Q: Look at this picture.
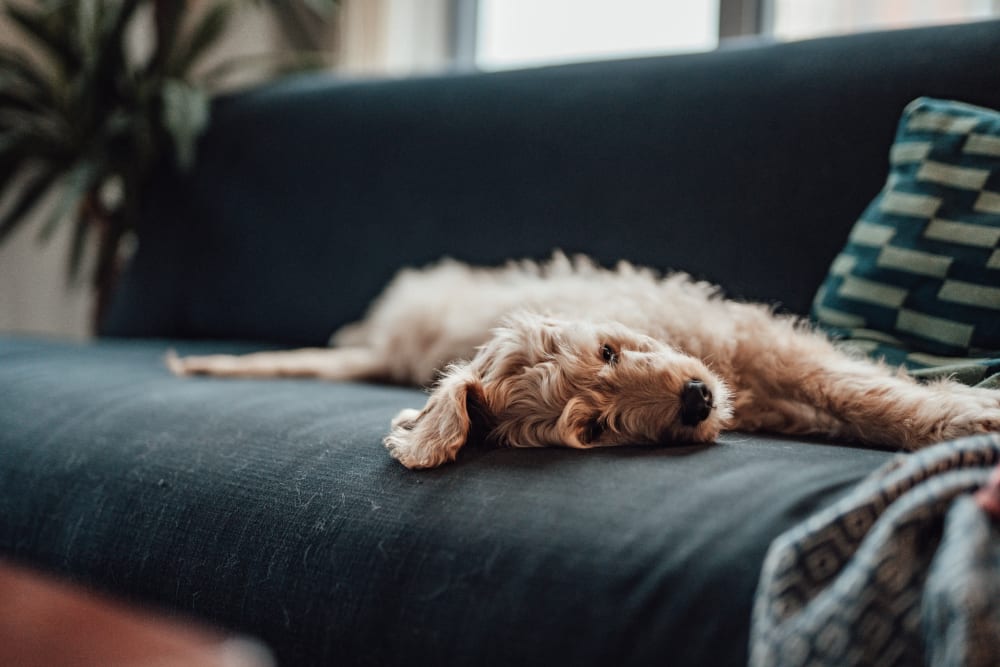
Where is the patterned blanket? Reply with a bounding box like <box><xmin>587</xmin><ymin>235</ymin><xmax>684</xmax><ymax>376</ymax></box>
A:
<box><xmin>760</xmin><ymin>94</ymin><xmax>1000</xmax><ymax>665</ymax></box>
<box><xmin>751</xmin><ymin>434</ymin><xmax>1000</xmax><ymax>667</ymax></box>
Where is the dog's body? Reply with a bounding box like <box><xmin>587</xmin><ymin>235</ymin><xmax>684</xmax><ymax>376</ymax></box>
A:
<box><xmin>169</xmin><ymin>253</ymin><xmax>1000</xmax><ymax>468</ymax></box>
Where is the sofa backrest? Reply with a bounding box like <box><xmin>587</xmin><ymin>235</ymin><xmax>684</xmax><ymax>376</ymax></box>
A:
<box><xmin>103</xmin><ymin>20</ymin><xmax>1000</xmax><ymax>345</ymax></box>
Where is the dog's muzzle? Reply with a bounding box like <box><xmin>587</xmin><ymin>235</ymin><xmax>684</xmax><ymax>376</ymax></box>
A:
<box><xmin>680</xmin><ymin>379</ymin><xmax>713</xmax><ymax>426</ymax></box>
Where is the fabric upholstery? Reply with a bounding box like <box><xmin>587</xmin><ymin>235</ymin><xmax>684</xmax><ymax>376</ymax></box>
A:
<box><xmin>0</xmin><ymin>336</ymin><xmax>891</xmax><ymax>666</ymax></box>
<box><xmin>6</xmin><ymin>18</ymin><xmax>1000</xmax><ymax>667</ymax></box>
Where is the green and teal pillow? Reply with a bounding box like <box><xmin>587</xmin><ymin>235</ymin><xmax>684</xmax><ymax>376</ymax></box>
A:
<box><xmin>812</xmin><ymin>97</ymin><xmax>1000</xmax><ymax>383</ymax></box>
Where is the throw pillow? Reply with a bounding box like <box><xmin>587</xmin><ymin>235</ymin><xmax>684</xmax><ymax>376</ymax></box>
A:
<box><xmin>812</xmin><ymin>97</ymin><xmax>1000</xmax><ymax>379</ymax></box>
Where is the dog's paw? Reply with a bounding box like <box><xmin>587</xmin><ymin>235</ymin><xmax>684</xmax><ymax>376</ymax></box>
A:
<box><xmin>390</xmin><ymin>408</ymin><xmax>421</xmax><ymax>430</ymax></box>
<box><xmin>898</xmin><ymin>392</ymin><xmax>1000</xmax><ymax>449</ymax></box>
<box><xmin>384</xmin><ymin>409</ymin><xmax>457</xmax><ymax>470</ymax></box>
<box><xmin>940</xmin><ymin>407</ymin><xmax>1000</xmax><ymax>443</ymax></box>
<box><xmin>383</xmin><ymin>428</ymin><xmax>449</xmax><ymax>470</ymax></box>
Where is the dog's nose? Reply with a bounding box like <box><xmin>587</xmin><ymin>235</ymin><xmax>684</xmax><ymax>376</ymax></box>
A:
<box><xmin>680</xmin><ymin>379</ymin><xmax>713</xmax><ymax>426</ymax></box>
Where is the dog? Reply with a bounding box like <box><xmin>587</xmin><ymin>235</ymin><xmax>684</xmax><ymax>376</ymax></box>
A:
<box><xmin>168</xmin><ymin>252</ymin><xmax>1000</xmax><ymax>469</ymax></box>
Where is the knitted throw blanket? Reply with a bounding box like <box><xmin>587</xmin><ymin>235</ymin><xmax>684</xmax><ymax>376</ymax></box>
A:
<box><xmin>751</xmin><ymin>434</ymin><xmax>1000</xmax><ymax>666</ymax></box>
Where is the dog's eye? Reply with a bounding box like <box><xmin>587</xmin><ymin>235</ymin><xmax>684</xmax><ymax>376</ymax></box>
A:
<box><xmin>601</xmin><ymin>344</ymin><xmax>618</xmax><ymax>364</ymax></box>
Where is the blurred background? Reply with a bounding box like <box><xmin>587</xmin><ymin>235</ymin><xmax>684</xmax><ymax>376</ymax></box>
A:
<box><xmin>1</xmin><ymin>0</ymin><xmax>998</xmax><ymax>339</ymax></box>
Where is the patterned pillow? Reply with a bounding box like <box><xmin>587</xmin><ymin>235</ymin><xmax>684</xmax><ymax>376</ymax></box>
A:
<box><xmin>813</xmin><ymin>97</ymin><xmax>1000</xmax><ymax>366</ymax></box>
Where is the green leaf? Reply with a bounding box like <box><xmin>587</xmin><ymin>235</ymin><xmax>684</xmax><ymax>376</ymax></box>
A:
<box><xmin>0</xmin><ymin>47</ymin><xmax>59</xmax><ymax>106</ymax></box>
<box><xmin>167</xmin><ymin>2</ymin><xmax>233</xmax><ymax>77</ymax></box>
<box><xmin>0</xmin><ymin>131</ymin><xmax>20</xmax><ymax>156</ymax></box>
<box><xmin>301</xmin><ymin>0</ymin><xmax>340</xmax><ymax>15</ymax></box>
<box><xmin>98</xmin><ymin>0</ymin><xmax>142</xmax><ymax>66</ymax></box>
<box><xmin>87</xmin><ymin>0</ymin><xmax>141</xmax><ymax>102</ymax></box>
<box><xmin>0</xmin><ymin>133</ymin><xmax>28</xmax><ymax>186</ymax></box>
<box><xmin>161</xmin><ymin>79</ymin><xmax>209</xmax><ymax>170</ymax></box>
<box><xmin>198</xmin><ymin>50</ymin><xmax>329</xmax><ymax>89</ymax></box>
<box><xmin>0</xmin><ymin>73</ymin><xmax>48</xmax><ymax>114</ymax></box>
<box><xmin>37</xmin><ymin>159</ymin><xmax>97</xmax><ymax>242</ymax></box>
<box><xmin>74</xmin><ymin>0</ymin><xmax>102</xmax><ymax>71</ymax></box>
<box><xmin>4</xmin><ymin>2</ymin><xmax>78</xmax><ymax>74</ymax></box>
<box><xmin>254</xmin><ymin>0</ymin><xmax>340</xmax><ymax>15</ymax></box>
<box><xmin>67</xmin><ymin>204</ymin><xmax>91</xmax><ymax>282</ymax></box>
<box><xmin>0</xmin><ymin>166</ymin><xmax>58</xmax><ymax>244</ymax></box>
<box><xmin>0</xmin><ymin>110</ymin><xmax>69</xmax><ymax>161</ymax></box>
<box><xmin>148</xmin><ymin>0</ymin><xmax>186</xmax><ymax>75</ymax></box>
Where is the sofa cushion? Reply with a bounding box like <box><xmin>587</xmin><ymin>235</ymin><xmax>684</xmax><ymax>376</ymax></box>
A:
<box><xmin>0</xmin><ymin>336</ymin><xmax>893</xmax><ymax>666</ymax></box>
<box><xmin>813</xmin><ymin>97</ymin><xmax>1000</xmax><ymax>362</ymax></box>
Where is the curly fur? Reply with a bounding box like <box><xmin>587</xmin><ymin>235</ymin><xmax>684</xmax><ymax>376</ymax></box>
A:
<box><xmin>169</xmin><ymin>252</ymin><xmax>1000</xmax><ymax>469</ymax></box>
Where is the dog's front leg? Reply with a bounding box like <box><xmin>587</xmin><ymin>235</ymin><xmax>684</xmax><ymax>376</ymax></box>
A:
<box><xmin>743</xmin><ymin>340</ymin><xmax>1000</xmax><ymax>449</ymax></box>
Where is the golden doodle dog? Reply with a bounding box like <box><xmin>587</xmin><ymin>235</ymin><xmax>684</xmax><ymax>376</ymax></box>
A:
<box><xmin>169</xmin><ymin>252</ymin><xmax>1000</xmax><ymax>469</ymax></box>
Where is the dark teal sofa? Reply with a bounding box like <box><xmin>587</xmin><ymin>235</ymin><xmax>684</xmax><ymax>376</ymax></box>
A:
<box><xmin>3</xmin><ymin>20</ymin><xmax>1000</xmax><ymax>666</ymax></box>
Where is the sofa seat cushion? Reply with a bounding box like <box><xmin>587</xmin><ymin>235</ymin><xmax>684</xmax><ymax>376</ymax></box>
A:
<box><xmin>0</xmin><ymin>335</ymin><xmax>894</xmax><ymax>666</ymax></box>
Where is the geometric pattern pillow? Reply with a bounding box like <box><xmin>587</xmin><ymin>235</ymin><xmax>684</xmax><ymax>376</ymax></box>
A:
<box><xmin>812</xmin><ymin>97</ymin><xmax>1000</xmax><ymax>360</ymax></box>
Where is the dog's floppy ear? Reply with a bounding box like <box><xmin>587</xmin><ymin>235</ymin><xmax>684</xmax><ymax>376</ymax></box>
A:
<box><xmin>557</xmin><ymin>396</ymin><xmax>604</xmax><ymax>449</ymax></box>
<box><xmin>384</xmin><ymin>364</ymin><xmax>486</xmax><ymax>469</ymax></box>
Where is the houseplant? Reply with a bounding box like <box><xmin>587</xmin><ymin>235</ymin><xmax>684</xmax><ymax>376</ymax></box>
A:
<box><xmin>0</xmin><ymin>0</ymin><xmax>336</xmax><ymax>327</ymax></box>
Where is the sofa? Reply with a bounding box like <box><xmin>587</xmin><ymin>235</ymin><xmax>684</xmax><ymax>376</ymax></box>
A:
<box><xmin>3</xmin><ymin>19</ymin><xmax>1000</xmax><ymax>666</ymax></box>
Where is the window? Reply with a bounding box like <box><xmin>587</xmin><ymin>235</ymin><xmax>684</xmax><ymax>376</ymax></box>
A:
<box><xmin>466</xmin><ymin>0</ymin><xmax>998</xmax><ymax>71</ymax></box>
<box><xmin>770</xmin><ymin>0</ymin><xmax>999</xmax><ymax>40</ymax></box>
<box><xmin>474</xmin><ymin>0</ymin><xmax>719</xmax><ymax>71</ymax></box>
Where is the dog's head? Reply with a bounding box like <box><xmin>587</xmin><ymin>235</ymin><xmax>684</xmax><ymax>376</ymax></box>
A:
<box><xmin>385</xmin><ymin>313</ymin><xmax>732</xmax><ymax>469</ymax></box>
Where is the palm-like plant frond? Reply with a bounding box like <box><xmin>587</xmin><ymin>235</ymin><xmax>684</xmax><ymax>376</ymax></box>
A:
<box><xmin>0</xmin><ymin>0</ymin><xmax>339</xmax><ymax>330</ymax></box>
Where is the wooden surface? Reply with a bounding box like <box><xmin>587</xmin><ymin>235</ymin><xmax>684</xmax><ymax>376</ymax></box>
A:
<box><xmin>0</xmin><ymin>561</ymin><xmax>272</xmax><ymax>667</ymax></box>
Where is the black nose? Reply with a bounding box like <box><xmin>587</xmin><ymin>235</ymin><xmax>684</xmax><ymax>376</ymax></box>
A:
<box><xmin>680</xmin><ymin>379</ymin><xmax>713</xmax><ymax>426</ymax></box>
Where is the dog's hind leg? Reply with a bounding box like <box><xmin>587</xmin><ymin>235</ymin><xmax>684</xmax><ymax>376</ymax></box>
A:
<box><xmin>166</xmin><ymin>347</ymin><xmax>389</xmax><ymax>382</ymax></box>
